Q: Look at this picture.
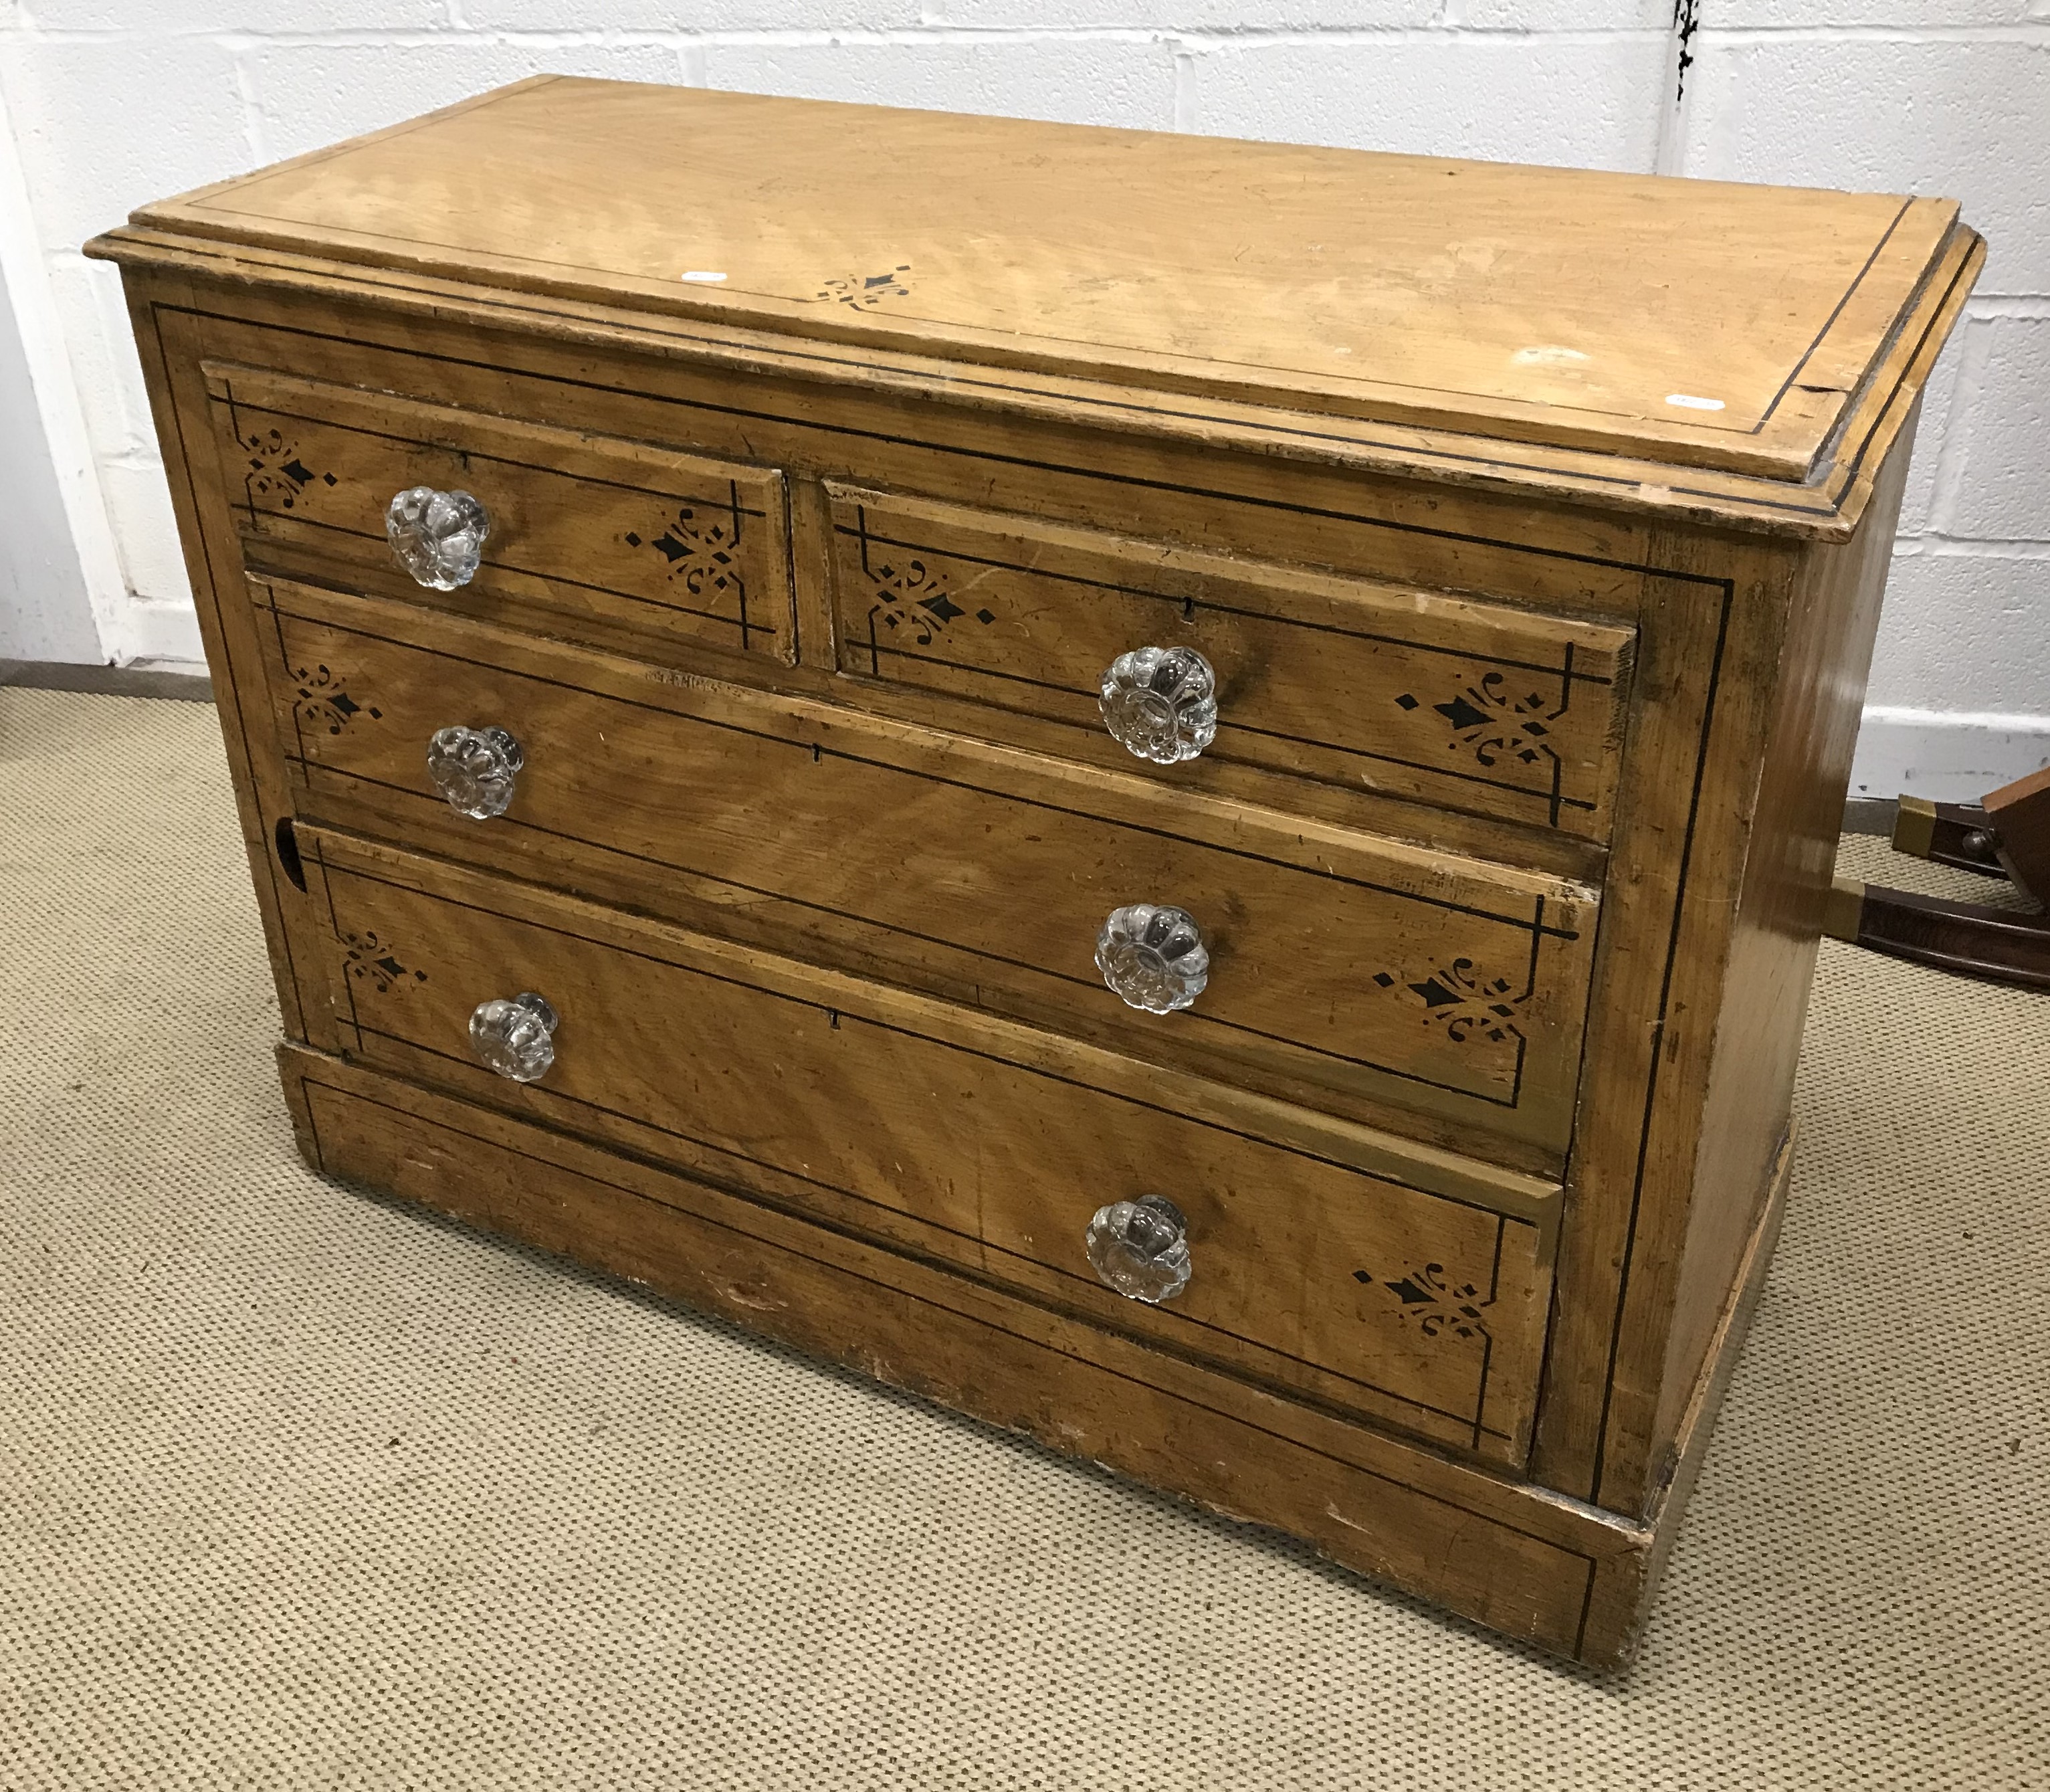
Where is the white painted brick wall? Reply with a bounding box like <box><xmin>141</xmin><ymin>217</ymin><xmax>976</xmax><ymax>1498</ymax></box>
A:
<box><xmin>0</xmin><ymin>2</ymin><xmax>2042</xmax><ymax>796</ymax></box>
<box><xmin>700</xmin><ymin>37</ymin><xmax>1181</xmax><ymax>124</ymax></box>
<box><xmin>1677</xmin><ymin>14</ymin><xmax>2050</xmax><ymax>795</ymax></box>
<box><xmin>1184</xmin><ymin>32</ymin><xmax>1669</xmax><ymax>166</ymax></box>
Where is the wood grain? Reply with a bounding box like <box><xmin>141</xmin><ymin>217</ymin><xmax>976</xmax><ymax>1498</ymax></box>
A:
<box><xmin>157</xmin><ymin>300</ymin><xmax>1661</xmax><ymax>876</ymax></box>
<box><xmin>1534</xmin><ymin>433</ymin><xmax>1905</xmax><ymax>1512</ymax></box>
<box><xmin>117</xmin><ymin>289</ymin><xmax>310</xmax><ymax>1041</ymax></box>
<box><xmin>1646</xmin><ymin>425</ymin><xmax>1914</xmax><ymax>1476</ymax></box>
<box><xmin>1516</xmin><ymin>535</ymin><xmax>1776</xmax><ymax>1506</ymax></box>
<box><xmin>825</xmin><ymin>484</ymin><xmax>1635</xmax><ymax>841</ymax></box>
<box><xmin>278</xmin><ymin>1039</ymin><xmax>1661</xmax><ymax>1663</ymax></box>
<box><xmin>163</xmin><ymin>300</ymin><xmax>1661</xmax><ymax>610</ymax></box>
<box><xmin>86</xmin><ymin>215</ymin><xmax>1982</xmax><ymax>544</ymax></box>
<box><xmin>133</xmin><ymin>76</ymin><xmax>1960</xmax><ymax>480</ymax></box>
<box><xmin>298</xmin><ymin>823</ymin><xmax>1560</xmax><ymax>1464</ymax></box>
<box><xmin>256</xmin><ymin>577</ymin><xmax>1604</xmax><ymax>1161</ymax></box>
<box><xmin>1576</xmin><ymin>1125</ymin><xmax>1794</xmax><ymax>1666</ymax></box>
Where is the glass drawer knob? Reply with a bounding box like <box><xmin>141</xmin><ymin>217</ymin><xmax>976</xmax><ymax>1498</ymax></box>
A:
<box><xmin>470</xmin><ymin>991</ymin><xmax>558</xmax><ymax>1083</ymax></box>
<box><xmin>427</xmin><ymin>724</ymin><xmax>524</xmax><ymax>820</ymax></box>
<box><xmin>1086</xmin><ymin>1196</ymin><xmax>1192</xmax><ymax>1304</ymax></box>
<box><xmin>1096</xmin><ymin>902</ymin><xmax>1209</xmax><ymax>1013</ymax></box>
<box><xmin>387</xmin><ymin>485</ymin><xmax>490</xmax><ymax>590</ymax></box>
<box><xmin>1100</xmin><ymin>645</ymin><xmax>1217</xmax><ymax>764</ymax></box>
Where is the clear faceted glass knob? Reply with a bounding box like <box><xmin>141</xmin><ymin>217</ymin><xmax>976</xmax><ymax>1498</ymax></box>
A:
<box><xmin>1086</xmin><ymin>1195</ymin><xmax>1192</xmax><ymax>1304</ymax></box>
<box><xmin>1096</xmin><ymin>903</ymin><xmax>1209</xmax><ymax>1014</ymax></box>
<box><xmin>426</xmin><ymin>724</ymin><xmax>524</xmax><ymax>820</ymax></box>
<box><xmin>470</xmin><ymin>991</ymin><xmax>558</xmax><ymax>1083</ymax></box>
<box><xmin>386</xmin><ymin>485</ymin><xmax>490</xmax><ymax>591</ymax></box>
<box><xmin>1100</xmin><ymin>645</ymin><xmax>1217</xmax><ymax>765</ymax></box>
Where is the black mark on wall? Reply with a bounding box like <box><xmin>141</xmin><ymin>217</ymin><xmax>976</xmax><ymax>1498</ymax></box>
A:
<box><xmin>1673</xmin><ymin>1</ymin><xmax>1702</xmax><ymax>103</ymax></box>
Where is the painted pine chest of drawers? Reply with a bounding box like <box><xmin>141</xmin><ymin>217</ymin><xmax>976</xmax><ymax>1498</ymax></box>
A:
<box><xmin>89</xmin><ymin>77</ymin><xmax>1980</xmax><ymax>1665</ymax></box>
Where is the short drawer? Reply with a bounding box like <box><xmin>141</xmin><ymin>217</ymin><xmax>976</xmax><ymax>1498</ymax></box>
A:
<box><xmin>826</xmin><ymin>485</ymin><xmax>1635</xmax><ymax>841</ymax></box>
<box><xmin>295</xmin><ymin>825</ymin><xmax>1562</xmax><ymax>1467</ymax></box>
<box><xmin>258</xmin><ymin>576</ymin><xmax>1601</xmax><ymax>1159</ymax></box>
<box><xmin>205</xmin><ymin>361</ymin><xmax>795</xmax><ymax>663</ymax></box>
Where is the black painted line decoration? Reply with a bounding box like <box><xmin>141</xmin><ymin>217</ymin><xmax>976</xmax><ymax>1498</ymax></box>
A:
<box><xmin>836</xmin><ymin>518</ymin><xmax>1618</xmax><ymax>683</ymax></box>
<box><xmin>869</xmin><ymin>556</ymin><xmax>997</xmax><ymax>644</ymax></box>
<box><xmin>1401</xmin><ymin>672</ymin><xmax>1564</xmax><ymax>768</ymax></box>
<box><xmin>183</xmin><ymin>292</ymin><xmax>1874</xmax><ymax>513</ymax></box>
<box><xmin>185</xmin><ymin>304</ymin><xmax>1760</xmax><ymax>565</ymax></box>
<box><xmin>833</xmin><ymin>519</ymin><xmax>1607</xmax><ymax>824</ymax></box>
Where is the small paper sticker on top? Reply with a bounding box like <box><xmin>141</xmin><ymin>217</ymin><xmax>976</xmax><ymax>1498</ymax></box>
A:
<box><xmin>681</xmin><ymin>270</ymin><xmax>728</xmax><ymax>283</ymax></box>
<box><xmin>1665</xmin><ymin>392</ymin><xmax>1726</xmax><ymax>411</ymax></box>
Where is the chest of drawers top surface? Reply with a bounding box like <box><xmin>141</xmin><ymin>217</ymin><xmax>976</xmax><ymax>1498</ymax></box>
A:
<box><xmin>107</xmin><ymin>74</ymin><xmax>1977</xmax><ymax>538</ymax></box>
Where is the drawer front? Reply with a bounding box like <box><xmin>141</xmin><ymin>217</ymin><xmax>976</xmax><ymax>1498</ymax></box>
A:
<box><xmin>259</xmin><ymin>578</ymin><xmax>1602</xmax><ymax>1157</ymax></box>
<box><xmin>297</xmin><ymin>827</ymin><xmax>1561</xmax><ymax>1466</ymax></box>
<box><xmin>205</xmin><ymin>363</ymin><xmax>795</xmax><ymax>663</ymax></box>
<box><xmin>827</xmin><ymin>485</ymin><xmax>1635</xmax><ymax>841</ymax></box>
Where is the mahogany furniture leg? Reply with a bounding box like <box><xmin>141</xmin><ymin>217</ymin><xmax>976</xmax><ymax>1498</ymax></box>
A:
<box><xmin>1855</xmin><ymin>766</ymin><xmax>2050</xmax><ymax>987</ymax></box>
<box><xmin>1889</xmin><ymin>795</ymin><xmax>2008</xmax><ymax>878</ymax></box>
<box><xmin>1825</xmin><ymin>876</ymin><xmax>2050</xmax><ymax>991</ymax></box>
<box><xmin>1982</xmin><ymin>764</ymin><xmax>2050</xmax><ymax>901</ymax></box>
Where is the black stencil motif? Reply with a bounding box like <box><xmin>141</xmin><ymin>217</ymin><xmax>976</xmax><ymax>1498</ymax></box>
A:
<box><xmin>627</xmin><ymin>487</ymin><xmax>750</xmax><ymax>623</ymax></box>
<box><xmin>1372</xmin><ymin>957</ymin><xmax>1526</xmax><ymax>1046</ymax></box>
<box><xmin>1394</xmin><ymin>670</ymin><xmax>1565</xmax><ymax>775</ymax></box>
<box><xmin>290</xmin><ymin>662</ymin><xmax>381</xmax><ymax>737</ymax></box>
<box><xmin>1355</xmin><ymin>1262</ymin><xmax>1493</xmax><ymax>1342</ymax></box>
<box><xmin>868</xmin><ymin>555</ymin><xmax>996</xmax><ymax>645</ymax></box>
<box><xmin>816</xmin><ymin>264</ymin><xmax>912</xmax><ymax>310</ymax></box>
<box><xmin>239</xmin><ymin>426</ymin><xmax>336</xmax><ymax>513</ymax></box>
<box><xmin>341</xmin><ymin>931</ymin><xmax>426</xmax><ymax>995</ymax></box>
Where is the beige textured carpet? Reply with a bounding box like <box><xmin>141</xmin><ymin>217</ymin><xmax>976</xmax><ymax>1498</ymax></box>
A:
<box><xmin>3</xmin><ymin>686</ymin><xmax>2046</xmax><ymax>1790</ymax></box>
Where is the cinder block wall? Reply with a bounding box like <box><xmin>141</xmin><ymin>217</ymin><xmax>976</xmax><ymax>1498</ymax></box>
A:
<box><xmin>1</xmin><ymin>2</ymin><xmax>2042</xmax><ymax>793</ymax></box>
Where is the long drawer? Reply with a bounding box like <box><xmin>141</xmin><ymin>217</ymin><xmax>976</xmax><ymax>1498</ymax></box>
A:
<box><xmin>293</xmin><ymin>825</ymin><xmax>1562</xmax><ymax>1466</ymax></box>
<box><xmin>256</xmin><ymin>575</ymin><xmax>1603</xmax><ymax>1159</ymax></box>
<box><xmin>825</xmin><ymin>484</ymin><xmax>1637</xmax><ymax>841</ymax></box>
